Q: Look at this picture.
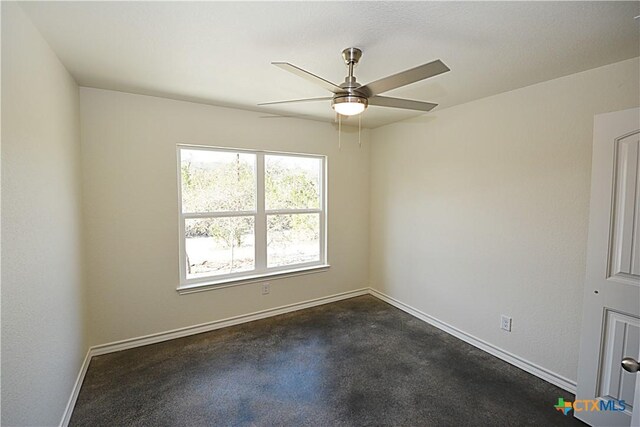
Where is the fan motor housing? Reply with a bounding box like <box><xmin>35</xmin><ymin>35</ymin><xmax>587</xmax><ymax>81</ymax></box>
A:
<box><xmin>332</xmin><ymin>95</ymin><xmax>368</xmax><ymax>108</ymax></box>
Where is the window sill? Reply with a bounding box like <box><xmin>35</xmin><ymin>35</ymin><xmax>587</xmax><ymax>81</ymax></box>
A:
<box><xmin>177</xmin><ymin>264</ymin><xmax>331</xmax><ymax>295</ymax></box>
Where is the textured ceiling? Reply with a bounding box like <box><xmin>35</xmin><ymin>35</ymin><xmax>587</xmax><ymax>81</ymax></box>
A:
<box><xmin>20</xmin><ymin>1</ymin><xmax>640</xmax><ymax>128</ymax></box>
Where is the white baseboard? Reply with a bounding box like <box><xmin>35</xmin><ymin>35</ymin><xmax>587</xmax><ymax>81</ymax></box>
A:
<box><xmin>368</xmin><ymin>288</ymin><xmax>577</xmax><ymax>394</ymax></box>
<box><xmin>60</xmin><ymin>350</ymin><xmax>91</xmax><ymax>427</ymax></box>
<box><xmin>59</xmin><ymin>287</ymin><xmax>369</xmax><ymax>426</ymax></box>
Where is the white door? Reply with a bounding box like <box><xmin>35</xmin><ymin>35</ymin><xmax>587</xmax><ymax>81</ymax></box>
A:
<box><xmin>576</xmin><ymin>107</ymin><xmax>640</xmax><ymax>427</ymax></box>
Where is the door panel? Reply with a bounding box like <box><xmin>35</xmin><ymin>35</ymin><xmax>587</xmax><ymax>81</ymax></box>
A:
<box><xmin>609</xmin><ymin>132</ymin><xmax>640</xmax><ymax>281</ymax></box>
<box><xmin>598</xmin><ymin>310</ymin><xmax>639</xmax><ymax>411</ymax></box>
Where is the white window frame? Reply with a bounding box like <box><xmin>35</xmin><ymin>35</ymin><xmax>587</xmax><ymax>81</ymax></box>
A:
<box><xmin>177</xmin><ymin>144</ymin><xmax>328</xmax><ymax>293</ymax></box>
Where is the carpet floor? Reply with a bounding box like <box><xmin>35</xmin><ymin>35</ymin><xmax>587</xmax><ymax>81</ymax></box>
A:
<box><xmin>70</xmin><ymin>295</ymin><xmax>584</xmax><ymax>426</ymax></box>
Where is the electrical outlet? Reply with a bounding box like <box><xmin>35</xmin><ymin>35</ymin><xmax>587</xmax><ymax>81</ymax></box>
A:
<box><xmin>501</xmin><ymin>315</ymin><xmax>512</xmax><ymax>332</ymax></box>
<box><xmin>261</xmin><ymin>282</ymin><xmax>270</xmax><ymax>295</ymax></box>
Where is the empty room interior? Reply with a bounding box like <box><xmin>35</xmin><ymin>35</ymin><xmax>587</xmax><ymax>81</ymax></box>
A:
<box><xmin>2</xmin><ymin>1</ymin><xmax>640</xmax><ymax>426</ymax></box>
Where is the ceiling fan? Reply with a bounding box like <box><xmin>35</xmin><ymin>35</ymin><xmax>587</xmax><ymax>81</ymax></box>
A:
<box><xmin>259</xmin><ymin>47</ymin><xmax>450</xmax><ymax>117</ymax></box>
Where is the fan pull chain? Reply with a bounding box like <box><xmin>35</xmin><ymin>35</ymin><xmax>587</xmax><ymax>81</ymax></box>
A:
<box><xmin>338</xmin><ymin>113</ymin><xmax>342</xmax><ymax>151</ymax></box>
<box><xmin>358</xmin><ymin>114</ymin><xmax>362</xmax><ymax>148</ymax></box>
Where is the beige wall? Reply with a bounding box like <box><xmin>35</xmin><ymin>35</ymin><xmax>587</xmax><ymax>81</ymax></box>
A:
<box><xmin>1</xmin><ymin>3</ymin><xmax>86</xmax><ymax>425</ymax></box>
<box><xmin>370</xmin><ymin>58</ymin><xmax>640</xmax><ymax>383</ymax></box>
<box><xmin>80</xmin><ymin>88</ymin><xmax>370</xmax><ymax>346</ymax></box>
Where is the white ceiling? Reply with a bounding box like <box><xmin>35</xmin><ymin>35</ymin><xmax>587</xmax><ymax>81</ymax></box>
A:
<box><xmin>20</xmin><ymin>1</ymin><xmax>640</xmax><ymax>128</ymax></box>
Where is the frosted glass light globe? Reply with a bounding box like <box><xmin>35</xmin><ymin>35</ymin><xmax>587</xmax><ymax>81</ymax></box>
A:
<box><xmin>332</xmin><ymin>96</ymin><xmax>367</xmax><ymax>116</ymax></box>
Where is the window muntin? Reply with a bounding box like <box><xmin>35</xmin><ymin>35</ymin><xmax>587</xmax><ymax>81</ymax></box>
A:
<box><xmin>178</xmin><ymin>146</ymin><xmax>326</xmax><ymax>288</ymax></box>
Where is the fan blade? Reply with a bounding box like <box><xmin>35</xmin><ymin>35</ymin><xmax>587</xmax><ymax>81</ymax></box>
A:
<box><xmin>272</xmin><ymin>62</ymin><xmax>343</xmax><ymax>93</ymax></box>
<box><xmin>258</xmin><ymin>97</ymin><xmax>332</xmax><ymax>106</ymax></box>
<box><xmin>368</xmin><ymin>96</ymin><xmax>437</xmax><ymax>112</ymax></box>
<box><xmin>358</xmin><ymin>59</ymin><xmax>450</xmax><ymax>97</ymax></box>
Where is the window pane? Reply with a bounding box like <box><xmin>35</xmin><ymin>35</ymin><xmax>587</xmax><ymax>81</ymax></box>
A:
<box><xmin>265</xmin><ymin>155</ymin><xmax>321</xmax><ymax>210</ymax></box>
<box><xmin>181</xmin><ymin>149</ymin><xmax>256</xmax><ymax>213</ymax></box>
<box><xmin>267</xmin><ymin>213</ymin><xmax>320</xmax><ymax>268</ymax></box>
<box><xmin>185</xmin><ymin>216</ymin><xmax>255</xmax><ymax>278</ymax></box>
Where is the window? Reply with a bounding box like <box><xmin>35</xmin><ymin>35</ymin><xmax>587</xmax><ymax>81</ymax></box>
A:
<box><xmin>177</xmin><ymin>145</ymin><xmax>327</xmax><ymax>291</ymax></box>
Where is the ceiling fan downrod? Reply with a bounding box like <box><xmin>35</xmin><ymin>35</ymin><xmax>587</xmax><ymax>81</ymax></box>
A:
<box><xmin>342</xmin><ymin>47</ymin><xmax>362</xmax><ymax>86</ymax></box>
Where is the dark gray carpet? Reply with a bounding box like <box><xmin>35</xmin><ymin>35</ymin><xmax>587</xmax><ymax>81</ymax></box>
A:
<box><xmin>70</xmin><ymin>295</ymin><xmax>584</xmax><ymax>426</ymax></box>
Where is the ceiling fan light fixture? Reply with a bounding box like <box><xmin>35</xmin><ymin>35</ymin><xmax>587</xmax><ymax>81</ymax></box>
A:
<box><xmin>332</xmin><ymin>95</ymin><xmax>368</xmax><ymax>116</ymax></box>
